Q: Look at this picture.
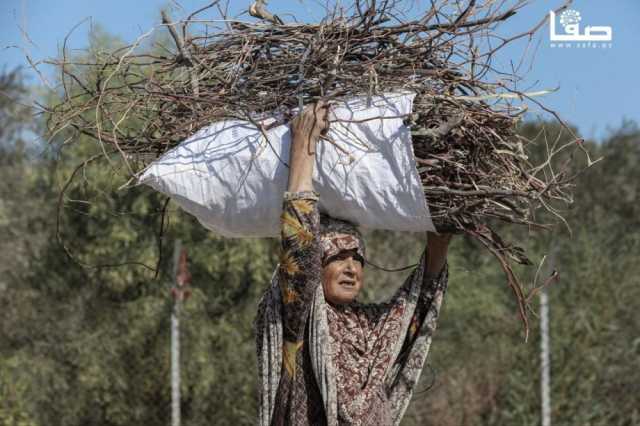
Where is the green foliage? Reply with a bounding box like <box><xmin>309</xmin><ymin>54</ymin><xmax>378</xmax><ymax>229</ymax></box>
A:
<box><xmin>0</xmin><ymin>358</ymin><xmax>38</xmax><ymax>426</ymax></box>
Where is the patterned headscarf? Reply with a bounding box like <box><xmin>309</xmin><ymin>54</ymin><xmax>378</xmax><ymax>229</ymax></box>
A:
<box><xmin>319</xmin><ymin>214</ymin><xmax>366</xmax><ymax>267</ymax></box>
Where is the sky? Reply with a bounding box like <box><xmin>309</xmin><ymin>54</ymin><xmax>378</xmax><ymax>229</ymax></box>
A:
<box><xmin>1</xmin><ymin>0</ymin><xmax>639</xmax><ymax>143</ymax></box>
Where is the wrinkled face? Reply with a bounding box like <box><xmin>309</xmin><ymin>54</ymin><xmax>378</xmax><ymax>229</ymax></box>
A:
<box><xmin>322</xmin><ymin>249</ymin><xmax>364</xmax><ymax>305</ymax></box>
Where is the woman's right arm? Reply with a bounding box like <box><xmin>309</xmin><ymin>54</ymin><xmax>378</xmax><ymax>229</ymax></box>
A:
<box><xmin>278</xmin><ymin>102</ymin><xmax>329</xmax><ymax>345</ymax></box>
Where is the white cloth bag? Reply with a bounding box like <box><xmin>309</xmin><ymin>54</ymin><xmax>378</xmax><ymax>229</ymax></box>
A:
<box><xmin>139</xmin><ymin>92</ymin><xmax>435</xmax><ymax>237</ymax></box>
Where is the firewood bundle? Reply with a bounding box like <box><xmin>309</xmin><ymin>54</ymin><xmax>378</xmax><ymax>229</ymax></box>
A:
<box><xmin>46</xmin><ymin>0</ymin><xmax>593</xmax><ymax>339</ymax></box>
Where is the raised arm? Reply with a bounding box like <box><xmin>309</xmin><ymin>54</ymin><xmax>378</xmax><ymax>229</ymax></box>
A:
<box><xmin>287</xmin><ymin>102</ymin><xmax>329</xmax><ymax>193</ymax></box>
<box><xmin>268</xmin><ymin>103</ymin><xmax>331</xmax><ymax>423</ymax></box>
<box><xmin>278</xmin><ymin>102</ymin><xmax>329</xmax><ymax>345</ymax></box>
<box><xmin>383</xmin><ymin>231</ymin><xmax>451</xmax><ymax>307</ymax></box>
<box><xmin>383</xmin><ymin>233</ymin><xmax>451</xmax><ymax>420</ymax></box>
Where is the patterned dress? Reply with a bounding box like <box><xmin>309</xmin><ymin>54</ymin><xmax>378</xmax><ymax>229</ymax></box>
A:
<box><xmin>255</xmin><ymin>191</ymin><xmax>449</xmax><ymax>426</ymax></box>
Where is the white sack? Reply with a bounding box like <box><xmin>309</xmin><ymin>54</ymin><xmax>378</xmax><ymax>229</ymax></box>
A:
<box><xmin>139</xmin><ymin>92</ymin><xmax>435</xmax><ymax>237</ymax></box>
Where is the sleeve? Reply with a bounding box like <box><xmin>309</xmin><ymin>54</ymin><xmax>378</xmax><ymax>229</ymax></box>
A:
<box><xmin>398</xmin><ymin>252</ymin><xmax>448</xmax><ymax>349</ymax></box>
<box><xmin>386</xmin><ymin>253</ymin><xmax>449</xmax><ymax>423</ymax></box>
<box><xmin>268</xmin><ymin>191</ymin><xmax>323</xmax><ymax>425</ymax></box>
<box><xmin>363</xmin><ymin>248</ymin><xmax>448</xmax><ymax>361</ymax></box>
<box><xmin>278</xmin><ymin>190</ymin><xmax>322</xmax><ymax>344</ymax></box>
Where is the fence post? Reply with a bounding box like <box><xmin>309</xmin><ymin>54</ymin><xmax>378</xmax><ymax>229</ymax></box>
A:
<box><xmin>540</xmin><ymin>247</ymin><xmax>556</xmax><ymax>426</ymax></box>
<box><xmin>171</xmin><ymin>239</ymin><xmax>182</xmax><ymax>426</ymax></box>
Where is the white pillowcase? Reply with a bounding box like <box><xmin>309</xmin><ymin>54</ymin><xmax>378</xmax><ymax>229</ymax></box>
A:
<box><xmin>139</xmin><ymin>92</ymin><xmax>435</xmax><ymax>237</ymax></box>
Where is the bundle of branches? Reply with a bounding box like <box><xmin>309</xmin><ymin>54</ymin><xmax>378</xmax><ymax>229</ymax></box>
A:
<box><xmin>45</xmin><ymin>0</ymin><xmax>595</xmax><ymax>339</ymax></box>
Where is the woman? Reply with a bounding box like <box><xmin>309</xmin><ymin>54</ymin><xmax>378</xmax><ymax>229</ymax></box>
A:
<box><xmin>255</xmin><ymin>102</ymin><xmax>452</xmax><ymax>425</ymax></box>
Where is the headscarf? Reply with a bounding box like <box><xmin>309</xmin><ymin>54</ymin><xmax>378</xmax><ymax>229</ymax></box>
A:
<box><xmin>319</xmin><ymin>214</ymin><xmax>366</xmax><ymax>266</ymax></box>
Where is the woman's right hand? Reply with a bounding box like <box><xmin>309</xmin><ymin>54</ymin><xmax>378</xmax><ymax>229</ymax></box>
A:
<box><xmin>290</xmin><ymin>101</ymin><xmax>330</xmax><ymax>146</ymax></box>
<box><xmin>287</xmin><ymin>102</ymin><xmax>330</xmax><ymax>193</ymax></box>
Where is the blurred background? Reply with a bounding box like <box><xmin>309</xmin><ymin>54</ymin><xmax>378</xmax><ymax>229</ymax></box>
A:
<box><xmin>1</xmin><ymin>1</ymin><xmax>639</xmax><ymax>425</ymax></box>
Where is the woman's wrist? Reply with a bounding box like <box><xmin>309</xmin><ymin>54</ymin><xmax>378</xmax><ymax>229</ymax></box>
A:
<box><xmin>425</xmin><ymin>232</ymin><xmax>451</xmax><ymax>277</ymax></box>
<box><xmin>287</xmin><ymin>102</ymin><xmax>328</xmax><ymax>193</ymax></box>
<box><xmin>287</xmin><ymin>135</ymin><xmax>315</xmax><ymax>192</ymax></box>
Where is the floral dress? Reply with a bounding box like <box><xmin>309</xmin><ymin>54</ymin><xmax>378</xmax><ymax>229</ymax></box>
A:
<box><xmin>255</xmin><ymin>191</ymin><xmax>449</xmax><ymax>426</ymax></box>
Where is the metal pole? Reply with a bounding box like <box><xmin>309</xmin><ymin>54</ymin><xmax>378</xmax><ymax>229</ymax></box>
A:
<box><xmin>540</xmin><ymin>287</ymin><xmax>550</xmax><ymax>426</ymax></box>
<box><xmin>171</xmin><ymin>239</ymin><xmax>182</xmax><ymax>426</ymax></box>
<box><xmin>540</xmin><ymin>248</ymin><xmax>555</xmax><ymax>426</ymax></box>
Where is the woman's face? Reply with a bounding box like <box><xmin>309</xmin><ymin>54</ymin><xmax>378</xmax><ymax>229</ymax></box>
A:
<box><xmin>322</xmin><ymin>249</ymin><xmax>364</xmax><ymax>305</ymax></box>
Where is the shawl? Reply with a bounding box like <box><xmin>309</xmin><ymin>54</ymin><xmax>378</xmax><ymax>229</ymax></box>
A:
<box><xmin>255</xmin><ymin>254</ymin><xmax>448</xmax><ymax>425</ymax></box>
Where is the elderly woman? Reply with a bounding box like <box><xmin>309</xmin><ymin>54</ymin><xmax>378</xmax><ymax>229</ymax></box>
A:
<box><xmin>255</xmin><ymin>102</ymin><xmax>452</xmax><ymax>426</ymax></box>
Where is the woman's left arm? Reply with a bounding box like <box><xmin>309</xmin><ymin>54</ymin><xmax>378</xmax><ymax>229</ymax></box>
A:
<box><xmin>424</xmin><ymin>232</ymin><xmax>452</xmax><ymax>281</ymax></box>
